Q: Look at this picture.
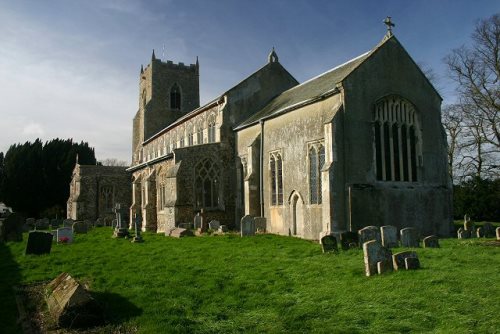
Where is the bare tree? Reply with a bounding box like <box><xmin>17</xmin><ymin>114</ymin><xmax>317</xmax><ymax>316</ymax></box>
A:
<box><xmin>442</xmin><ymin>104</ymin><xmax>463</xmax><ymax>180</ymax></box>
<box><xmin>101</xmin><ymin>158</ymin><xmax>129</xmax><ymax>167</ymax></box>
<box><xmin>444</xmin><ymin>14</ymin><xmax>500</xmax><ymax>180</ymax></box>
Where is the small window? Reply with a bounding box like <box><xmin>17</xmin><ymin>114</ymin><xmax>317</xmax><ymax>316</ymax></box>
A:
<box><xmin>308</xmin><ymin>143</ymin><xmax>325</xmax><ymax>204</ymax></box>
<box><xmin>170</xmin><ymin>84</ymin><xmax>181</xmax><ymax>110</ymax></box>
<box><xmin>270</xmin><ymin>152</ymin><xmax>284</xmax><ymax>206</ymax></box>
<box><xmin>208</xmin><ymin>114</ymin><xmax>216</xmax><ymax>143</ymax></box>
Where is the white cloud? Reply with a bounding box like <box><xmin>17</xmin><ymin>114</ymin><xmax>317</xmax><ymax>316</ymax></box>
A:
<box><xmin>22</xmin><ymin>123</ymin><xmax>45</xmax><ymax>137</ymax></box>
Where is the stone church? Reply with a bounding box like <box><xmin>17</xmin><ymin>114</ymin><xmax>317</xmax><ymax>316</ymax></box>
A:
<box><xmin>126</xmin><ymin>28</ymin><xmax>453</xmax><ymax>239</ymax></box>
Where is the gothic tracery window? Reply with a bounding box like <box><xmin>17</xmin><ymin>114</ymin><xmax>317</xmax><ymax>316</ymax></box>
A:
<box><xmin>270</xmin><ymin>152</ymin><xmax>283</xmax><ymax>206</ymax></box>
<box><xmin>196</xmin><ymin>120</ymin><xmax>204</xmax><ymax>145</ymax></box>
<box><xmin>187</xmin><ymin>123</ymin><xmax>194</xmax><ymax>146</ymax></box>
<box><xmin>100</xmin><ymin>186</ymin><xmax>114</xmax><ymax>210</ymax></box>
<box><xmin>373</xmin><ymin>96</ymin><xmax>420</xmax><ymax>182</ymax></box>
<box><xmin>309</xmin><ymin>143</ymin><xmax>325</xmax><ymax>204</ymax></box>
<box><xmin>170</xmin><ymin>83</ymin><xmax>181</xmax><ymax>110</ymax></box>
<box><xmin>194</xmin><ymin>158</ymin><xmax>221</xmax><ymax>209</ymax></box>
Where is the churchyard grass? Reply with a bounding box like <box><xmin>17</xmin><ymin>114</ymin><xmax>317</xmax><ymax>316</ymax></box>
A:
<box><xmin>1</xmin><ymin>228</ymin><xmax>499</xmax><ymax>333</ymax></box>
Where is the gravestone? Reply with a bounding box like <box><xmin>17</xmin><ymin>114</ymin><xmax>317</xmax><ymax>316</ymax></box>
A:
<box><xmin>0</xmin><ymin>213</ymin><xmax>23</xmax><ymax>242</ymax></box>
<box><xmin>218</xmin><ymin>225</ymin><xmax>228</xmax><ymax>233</ymax></box>
<box><xmin>464</xmin><ymin>214</ymin><xmax>471</xmax><ymax>224</ymax></box>
<box><xmin>363</xmin><ymin>240</ymin><xmax>393</xmax><ymax>276</ymax></box>
<box><xmin>72</xmin><ymin>221</ymin><xmax>88</xmax><ymax>234</ymax></box>
<box><xmin>476</xmin><ymin>227</ymin><xmax>484</xmax><ymax>238</ymax></box>
<box><xmin>63</xmin><ymin>219</ymin><xmax>74</xmax><ymax>228</ymax></box>
<box><xmin>193</xmin><ymin>213</ymin><xmax>202</xmax><ymax>229</ymax></box>
<box><xmin>320</xmin><ymin>235</ymin><xmax>338</xmax><ymax>253</ymax></box>
<box><xmin>339</xmin><ymin>231</ymin><xmax>358</xmax><ymax>250</ymax></box>
<box><xmin>113</xmin><ymin>203</ymin><xmax>129</xmax><ymax>238</ymax></box>
<box><xmin>36</xmin><ymin>218</ymin><xmax>50</xmax><ymax>230</ymax></box>
<box><xmin>380</xmin><ymin>225</ymin><xmax>398</xmax><ymax>248</ymax></box>
<box><xmin>496</xmin><ymin>227</ymin><xmax>500</xmax><ymax>241</ymax></box>
<box><xmin>208</xmin><ymin>220</ymin><xmax>220</xmax><ymax>230</ymax></box>
<box><xmin>56</xmin><ymin>227</ymin><xmax>73</xmax><ymax>244</ymax></box>
<box><xmin>240</xmin><ymin>215</ymin><xmax>255</xmax><ymax>237</ymax></box>
<box><xmin>464</xmin><ymin>220</ymin><xmax>474</xmax><ymax>232</ymax></box>
<box><xmin>482</xmin><ymin>223</ymin><xmax>495</xmax><ymax>238</ymax></box>
<box><xmin>46</xmin><ymin>272</ymin><xmax>104</xmax><ymax>328</ymax></box>
<box><xmin>169</xmin><ymin>228</ymin><xmax>194</xmax><ymax>238</ymax></box>
<box><xmin>254</xmin><ymin>217</ymin><xmax>266</xmax><ymax>232</ymax></box>
<box><xmin>405</xmin><ymin>257</ymin><xmax>420</xmax><ymax>270</ymax></box>
<box><xmin>358</xmin><ymin>226</ymin><xmax>381</xmax><ymax>247</ymax></box>
<box><xmin>131</xmin><ymin>214</ymin><xmax>143</xmax><ymax>243</ymax></box>
<box><xmin>457</xmin><ymin>227</ymin><xmax>469</xmax><ymax>239</ymax></box>
<box><xmin>400</xmin><ymin>227</ymin><xmax>419</xmax><ymax>247</ymax></box>
<box><xmin>392</xmin><ymin>251</ymin><xmax>418</xmax><ymax>271</ymax></box>
<box><xmin>377</xmin><ymin>260</ymin><xmax>392</xmax><ymax>274</ymax></box>
<box><xmin>25</xmin><ymin>231</ymin><xmax>53</xmax><ymax>255</ymax></box>
<box><xmin>50</xmin><ymin>219</ymin><xmax>61</xmax><ymax>229</ymax></box>
<box><xmin>423</xmin><ymin>235</ymin><xmax>440</xmax><ymax>248</ymax></box>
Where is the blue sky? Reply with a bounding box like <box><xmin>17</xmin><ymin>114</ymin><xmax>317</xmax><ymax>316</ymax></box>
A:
<box><xmin>0</xmin><ymin>0</ymin><xmax>498</xmax><ymax>163</ymax></box>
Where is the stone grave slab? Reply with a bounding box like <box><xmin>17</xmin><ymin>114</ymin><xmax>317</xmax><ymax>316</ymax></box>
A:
<box><xmin>320</xmin><ymin>235</ymin><xmax>338</xmax><ymax>253</ymax></box>
<box><xmin>476</xmin><ymin>227</ymin><xmax>484</xmax><ymax>238</ymax></box>
<box><xmin>168</xmin><ymin>228</ymin><xmax>194</xmax><ymax>238</ymax></box>
<box><xmin>72</xmin><ymin>221</ymin><xmax>88</xmax><ymax>234</ymax></box>
<box><xmin>377</xmin><ymin>260</ymin><xmax>393</xmax><ymax>275</ymax></box>
<box><xmin>358</xmin><ymin>226</ymin><xmax>381</xmax><ymax>247</ymax></box>
<box><xmin>363</xmin><ymin>240</ymin><xmax>393</xmax><ymax>276</ymax></box>
<box><xmin>380</xmin><ymin>225</ymin><xmax>398</xmax><ymax>248</ymax></box>
<box><xmin>57</xmin><ymin>227</ymin><xmax>74</xmax><ymax>244</ymax></box>
<box><xmin>339</xmin><ymin>231</ymin><xmax>358</xmax><ymax>250</ymax></box>
<box><xmin>208</xmin><ymin>220</ymin><xmax>220</xmax><ymax>230</ymax></box>
<box><xmin>400</xmin><ymin>227</ymin><xmax>419</xmax><ymax>247</ymax></box>
<box><xmin>50</xmin><ymin>219</ymin><xmax>61</xmax><ymax>229</ymax></box>
<box><xmin>193</xmin><ymin>213</ymin><xmax>202</xmax><ymax>229</ymax></box>
<box><xmin>464</xmin><ymin>220</ymin><xmax>474</xmax><ymax>232</ymax></box>
<box><xmin>254</xmin><ymin>217</ymin><xmax>266</xmax><ymax>232</ymax></box>
<box><xmin>25</xmin><ymin>231</ymin><xmax>53</xmax><ymax>255</ymax></box>
<box><xmin>46</xmin><ymin>272</ymin><xmax>104</xmax><ymax>328</ymax></box>
<box><xmin>422</xmin><ymin>235</ymin><xmax>439</xmax><ymax>248</ymax></box>
<box><xmin>392</xmin><ymin>251</ymin><xmax>418</xmax><ymax>271</ymax></box>
<box><xmin>482</xmin><ymin>223</ymin><xmax>495</xmax><ymax>238</ymax></box>
<box><xmin>405</xmin><ymin>257</ymin><xmax>420</xmax><ymax>270</ymax></box>
<box><xmin>241</xmin><ymin>215</ymin><xmax>255</xmax><ymax>237</ymax></box>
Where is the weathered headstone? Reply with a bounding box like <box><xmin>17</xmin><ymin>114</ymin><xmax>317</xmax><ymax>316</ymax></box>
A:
<box><xmin>497</xmin><ymin>227</ymin><xmax>500</xmax><ymax>241</ymax></box>
<box><xmin>405</xmin><ymin>257</ymin><xmax>420</xmax><ymax>270</ymax></box>
<box><xmin>208</xmin><ymin>220</ymin><xmax>220</xmax><ymax>230</ymax></box>
<box><xmin>169</xmin><ymin>228</ymin><xmax>194</xmax><ymax>238</ymax></box>
<box><xmin>218</xmin><ymin>225</ymin><xmax>228</xmax><ymax>233</ymax></box>
<box><xmin>363</xmin><ymin>240</ymin><xmax>393</xmax><ymax>276</ymax></box>
<box><xmin>377</xmin><ymin>260</ymin><xmax>393</xmax><ymax>275</ymax></box>
<box><xmin>0</xmin><ymin>213</ymin><xmax>23</xmax><ymax>242</ymax></box>
<box><xmin>482</xmin><ymin>222</ymin><xmax>495</xmax><ymax>238</ymax></box>
<box><xmin>193</xmin><ymin>213</ymin><xmax>202</xmax><ymax>229</ymax></box>
<box><xmin>254</xmin><ymin>217</ymin><xmax>266</xmax><ymax>232</ymax></box>
<box><xmin>400</xmin><ymin>227</ymin><xmax>419</xmax><ymax>247</ymax></box>
<box><xmin>392</xmin><ymin>251</ymin><xmax>418</xmax><ymax>271</ymax></box>
<box><xmin>464</xmin><ymin>220</ymin><xmax>474</xmax><ymax>232</ymax></box>
<box><xmin>339</xmin><ymin>231</ymin><xmax>358</xmax><ymax>250</ymax></box>
<box><xmin>380</xmin><ymin>225</ymin><xmax>398</xmax><ymax>248</ymax></box>
<box><xmin>320</xmin><ymin>235</ymin><xmax>338</xmax><ymax>253</ymax></box>
<box><xmin>423</xmin><ymin>235</ymin><xmax>440</xmax><ymax>248</ymax></box>
<box><xmin>131</xmin><ymin>214</ymin><xmax>143</xmax><ymax>243</ymax></box>
<box><xmin>112</xmin><ymin>203</ymin><xmax>129</xmax><ymax>238</ymax></box>
<box><xmin>46</xmin><ymin>272</ymin><xmax>104</xmax><ymax>328</ymax></box>
<box><xmin>25</xmin><ymin>231</ymin><xmax>53</xmax><ymax>255</ymax></box>
<box><xmin>56</xmin><ymin>227</ymin><xmax>74</xmax><ymax>244</ymax></box>
<box><xmin>358</xmin><ymin>226</ymin><xmax>381</xmax><ymax>247</ymax></box>
<box><xmin>457</xmin><ymin>227</ymin><xmax>469</xmax><ymax>239</ymax></box>
<box><xmin>240</xmin><ymin>215</ymin><xmax>255</xmax><ymax>237</ymax></box>
<box><xmin>476</xmin><ymin>227</ymin><xmax>484</xmax><ymax>238</ymax></box>
<box><xmin>72</xmin><ymin>221</ymin><xmax>88</xmax><ymax>234</ymax></box>
<box><xmin>63</xmin><ymin>219</ymin><xmax>74</xmax><ymax>228</ymax></box>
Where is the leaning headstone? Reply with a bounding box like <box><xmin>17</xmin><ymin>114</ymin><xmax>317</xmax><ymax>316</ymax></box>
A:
<box><xmin>423</xmin><ymin>235</ymin><xmax>440</xmax><ymax>248</ymax></box>
<box><xmin>218</xmin><ymin>225</ymin><xmax>228</xmax><ymax>233</ymax></box>
<box><xmin>476</xmin><ymin>227</ymin><xmax>484</xmax><ymax>238</ymax></box>
<box><xmin>339</xmin><ymin>231</ymin><xmax>359</xmax><ymax>250</ymax></box>
<box><xmin>392</xmin><ymin>251</ymin><xmax>418</xmax><ymax>271</ymax></box>
<box><xmin>405</xmin><ymin>257</ymin><xmax>421</xmax><ymax>270</ymax></box>
<box><xmin>63</xmin><ymin>219</ymin><xmax>74</xmax><ymax>228</ymax></box>
<box><xmin>25</xmin><ymin>231</ymin><xmax>53</xmax><ymax>255</ymax></box>
<box><xmin>169</xmin><ymin>228</ymin><xmax>194</xmax><ymax>238</ymax></box>
<box><xmin>254</xmin><ymin>217</ymin><xmax>266</xmax><ymax>232</ymax></box>
<box><xmin>56</xmin><ymin>227</ymin><xmax>74</xmax><ymax>244</ymax></box>
<box><xmin>482</xmin><ymin>223</ymin><xmax>495</xmax><ymax>238</ymax></box>
<box><xmin>46</xmin><ymin>272</ymin><xmax>104</xmax><ymax>328</ymax></box>
<box><xmin>208</xmin><ymin>220</ymin><xmax>220</xmax><ymax>230</ymax></box>
<box><xmin>72</xmin><ymin>221</ymin><xmax>88</xmax><ymax>234</ymax></box>
<box><xmin>380</xmin><ymin>225</ymin><xmax>398</xmax><ymax>248</ymax></box>
<box><xmin>363</xmin><ymin>240</ymin><xmax>393</xmax><ymax>276</ymax></box>
<box><xmin>377</xmin><ymin>260</ymin><xmax>392</xmax><ymax>275</ymax></box>
<box><xmin>358</xmin><ymin>226</ymin><xmax>381</xmax><ymax>247</ymax></box>
<box><xmin>321</xmin><ymin>235</ymin><xmax>338</xmax><ymax>253</ymax></box>
<box><xmin>400</xmin><ymin>227</ymin><xmax>419</xmax><ymax>247</ymax></box>
<box><xmin>496</xmin><ymin>227</ymin><xmax>500</xmax><ymax>241</ymax></box>
<box><xmin>0</xmin><ymin>213</ymin><xmax>23</xmax><ymax>242</ymax></box>
<box><xmin>240</xmin><ymin>215</ymin><xmax>255</xmax><ymax>237</ymax></box>
<box><xmin>193</xmin><ymin>213</ymin><xmax>202</xmax><ymax>229</ymax></box>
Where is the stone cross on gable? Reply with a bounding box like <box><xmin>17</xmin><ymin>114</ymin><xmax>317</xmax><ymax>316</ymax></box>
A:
<box><xmin>383</xmin><ymin>16</ymin><xmax>395</xmax><ymax>35</ymax></box>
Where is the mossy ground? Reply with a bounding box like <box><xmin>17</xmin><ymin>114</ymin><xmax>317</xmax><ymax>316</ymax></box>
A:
<box><xmin>1</xmin><ymin>227</ymin><xmax>499</xmax><ymax>333</ymax></box>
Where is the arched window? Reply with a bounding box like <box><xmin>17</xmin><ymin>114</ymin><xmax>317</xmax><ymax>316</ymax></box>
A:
<box><xmin>196</xmin><ymin>120</ymin><xmax>204</xmax><ymax>145</ymax></box>
<box><xmin>100</xmin><ymin>186</ymin><xmax>114</xmax><ymax>210</ymax></box>
<box><xmin>170</xmin><ymin>84</ymin><xmax>181</xmax><ymax>110</ymax></box>
<box><xmin>179</xmin><ymin>127</ymin><xmax>185</xmax><ymax>148</ymax></box>
<box><xmin>187</xmin><ymin>123</ymin><xmax>194</xmax><ymax>146</ymax></box>
<box><xmin>194</xmin><ymin>158</ymin><xmax>220</xmax><ymax>209</ymax></box>
<box><xmin>208</xmin><ymin>114</ymin><xmax>216</xmax><ymax>143</ymax></box>
<box><xmin>270</xmin><ymin>152</ymin><xmax>284</xmax><ymax>206</ymax></box>
<box><xmin>309</xmin><ymin>143</ymin><xmax>325</xmax><ymax>204</ymax></box>
<box><xmin>373</xmin><ymin>96</ymin><xmax>420</xmax><ymax>182</ymax></box>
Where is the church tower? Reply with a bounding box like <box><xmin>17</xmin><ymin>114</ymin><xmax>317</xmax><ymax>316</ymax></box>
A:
<box><xmin>132</xmin><ymin>51</ymin><xmax>200</xmax><ymax>165</ymax></box>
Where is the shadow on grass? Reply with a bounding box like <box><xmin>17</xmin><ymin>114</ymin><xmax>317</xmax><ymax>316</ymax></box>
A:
<box><xmin>92</xmin><ymin>291</ymin><xmax>143</xmax><ymax>326</ymax></box>
<box><xmin>0</xmin><ymin>242</ymin><xmax>22</xmax><ymax>333</ymax></box>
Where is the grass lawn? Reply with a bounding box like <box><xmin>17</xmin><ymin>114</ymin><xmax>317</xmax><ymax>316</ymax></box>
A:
<box><xmin>1</xmin><ymin>228</ymin><xmax>499</xmax><ymax>333</ymax></box>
